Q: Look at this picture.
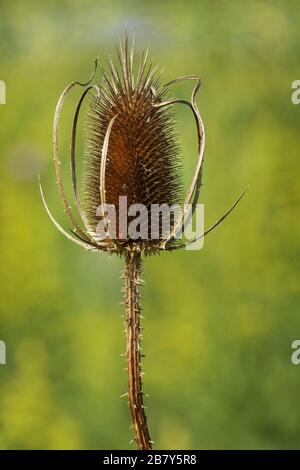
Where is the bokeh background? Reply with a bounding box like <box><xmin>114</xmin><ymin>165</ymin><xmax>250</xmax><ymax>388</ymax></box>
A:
<box><xmin>0</xmin><ymin>0</ymin><xmax>299</xmax><ymax>450</ymax></box>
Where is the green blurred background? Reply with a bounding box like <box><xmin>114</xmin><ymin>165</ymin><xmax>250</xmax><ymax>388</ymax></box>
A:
<box><xmin>0</xmin><ymin>0</ymin><xmax>299</xmax><ymax>450</ymax></box>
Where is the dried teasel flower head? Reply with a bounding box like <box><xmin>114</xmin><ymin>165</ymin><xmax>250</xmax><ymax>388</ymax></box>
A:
<box><xmin>83</xmin><ymin>35</ymin><xmax>182</xmax><ymax>253</ymax></box>
<box><xmin>39</xmin><ymin>32</ymin><xmax>246</xmax><ymax>256</ymax></box>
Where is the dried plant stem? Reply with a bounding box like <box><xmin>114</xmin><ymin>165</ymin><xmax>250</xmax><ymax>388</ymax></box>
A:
<box><xmin>124</xmin><ymin>251</ymin><xmax>152</xmax><ymax>450</ymax></box>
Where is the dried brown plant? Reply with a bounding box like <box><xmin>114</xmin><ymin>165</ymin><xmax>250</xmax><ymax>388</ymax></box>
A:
<box><xmin>39</xmin><ymin>32</ymin><xmax>246</xmax><ymax>450</ymax></box>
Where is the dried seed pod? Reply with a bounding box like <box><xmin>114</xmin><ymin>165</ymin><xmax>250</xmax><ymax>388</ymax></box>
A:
<box><xmin>83</xmin><ymin>38</ymin><xmax>182</xmax><ymax>252</ymax></box>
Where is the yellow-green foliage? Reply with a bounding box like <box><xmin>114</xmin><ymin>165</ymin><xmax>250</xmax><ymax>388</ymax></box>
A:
<box><xmin>0</xmin><ymin>0</ymin><xmax>299</xmax><ymax>449</ymax></box>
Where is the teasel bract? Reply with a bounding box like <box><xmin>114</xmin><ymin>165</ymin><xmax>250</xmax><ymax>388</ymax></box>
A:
<box><xmin>39</xmin><ymin>32</ymin><xmax>246</xmax><ymax>450</ymax></box>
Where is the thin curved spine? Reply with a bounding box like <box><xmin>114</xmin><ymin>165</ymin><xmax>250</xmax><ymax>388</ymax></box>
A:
<box><xmin>166</xmin><ymin>187</ymin><xmax>249</xmax><ymax>251</ymax></box>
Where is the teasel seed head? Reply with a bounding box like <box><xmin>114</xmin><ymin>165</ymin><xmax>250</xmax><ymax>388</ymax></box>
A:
<box><xmin>39</xmin><ymin>31</ymin><xmax>247</xmax><ymax>256</ymax></box>
<box><xmin>83</xmin><ymin>35</ymin><xmax>182</xmax><ymax>252</ymax></box>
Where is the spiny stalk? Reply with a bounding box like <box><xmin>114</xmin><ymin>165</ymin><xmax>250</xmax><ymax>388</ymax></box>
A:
<box><xmin>124</xmin><ymin>252</ymin><xmax>152</xmax><ymax>450</ymax></box>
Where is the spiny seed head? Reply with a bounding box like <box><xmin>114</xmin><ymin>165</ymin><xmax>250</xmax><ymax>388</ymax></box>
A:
<box><xmin>83</xmin><ymin>33</ymin><xmax>182</xmax><ymax>253</ymax></box>
<box><xmin>40</xmin><ymin>33</ymin><xmax>245</xmax><ymax>257</ymax></box>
